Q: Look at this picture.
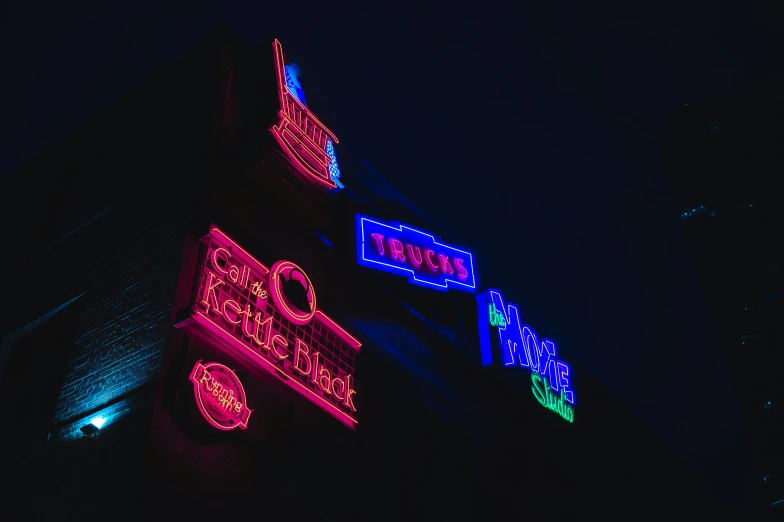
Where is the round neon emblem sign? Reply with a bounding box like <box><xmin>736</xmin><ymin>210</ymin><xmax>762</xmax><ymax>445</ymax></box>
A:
<box><xmin>189</xmin><ymin>360</ymin><xmax>252</xmax><ymax>430</ymax></box>
<box><xmin>269</xmin><ymin>260</ymin><xmax>317</xmax><ymax>325</ymax></box>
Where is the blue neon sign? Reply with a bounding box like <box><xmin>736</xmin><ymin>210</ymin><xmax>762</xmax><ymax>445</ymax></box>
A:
<box><xmin>477</xmin><ymin>289</ymin><xmax>575</xmax><ymax>422</ymax></box>
<box><xmin>356</xmin><ymin>215</ymin><xmax>476</xmax><ymax>292</ymax></box>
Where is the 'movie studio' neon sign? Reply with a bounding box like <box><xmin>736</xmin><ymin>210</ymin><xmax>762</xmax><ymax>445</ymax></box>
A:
<box><xmin>178</xmin><ymin>225</ymin><xmax>362</xmax><ymax>429</ymax></box>
<box><xmin>477</xmin><ymin>290</ymin><xmax>575</xmax><ymax>422</ymax></box>
<box><xmin>357</xmin><ymin>215</ymin><xmax>476</xmax><ymax>292</ymax></box>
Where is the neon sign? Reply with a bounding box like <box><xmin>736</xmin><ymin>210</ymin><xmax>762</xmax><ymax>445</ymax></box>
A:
<box><xmin>356</xmin><ymin>214</ymin><xmax>476</xmax><ymax>292</ymax></box>
<box><xmin>189</xmin><ymin>360</ymin><xmax>252</xmax><ymax>430</ymax></box>
<box><xmin>477</xmin><ymin>289</ymin><xmax>575</xmax><ymax>422</ymax></box>
<box><xmin>178</xmin><ymin>225</ymin><xmax>362</xmax><ymax>429</ymax></box>
<box><xmin>270</xmin><ymin>39</ymin><xmax>343</xmax><ymax>191</ymax></box>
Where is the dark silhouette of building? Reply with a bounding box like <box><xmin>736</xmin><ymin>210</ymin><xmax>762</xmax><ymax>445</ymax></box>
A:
<box><xmin>0</xmin><ymin>28</ymin><xmax>739</xmax><ymax>520</ymax></box>
<box><xmin>659</xmin><ymin>75</ymin><xmax>784</xmax><ymax>518</ymax></box>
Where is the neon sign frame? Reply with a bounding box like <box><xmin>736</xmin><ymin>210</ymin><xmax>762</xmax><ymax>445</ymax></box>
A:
<box><xmin>269</xmin><ymin>39</ymin><xmax>342</xmax><ymax>191</ymax></box>
<box><xmin>477</xmin><ymin>289</ymin><xmax>575</xmax><ymax>422</ymax></box>
<box><xmin>356</xmin><ymin>214</ymin><xmax>477</xmax><ymax>292</ymax></box>
<box><xmin>179</xmin><ymin>225</ymin><xmax>362</xmax><ymax>429</ymax></box>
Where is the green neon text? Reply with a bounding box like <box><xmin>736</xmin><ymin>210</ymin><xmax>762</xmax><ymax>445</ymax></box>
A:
<box><xmin>531</xmin><ymin>373</ymin><xmax>574</xmax><ymax>423</ymax></box>
<box><xmin>488</xmin><ymin>303</ymin><xmax>507</xmax><ymax>328</ymax></box>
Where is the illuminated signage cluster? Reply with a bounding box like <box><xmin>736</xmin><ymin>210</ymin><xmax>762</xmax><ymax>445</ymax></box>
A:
<box><xmin>356</xmin><ymin>215</ymin><xmax>476</xmax><ymax>292</ymax></box>
<box><xmin>182</xmin><ymin>217</ymin><xmax>577</xmax><ymax>429</ymax></box>
<box><xmin>179</xmin><ymin>225</ymin><xmax>362</xmax><ymax>429</ymax></box>
<box><xmin>183</xmin><ymin>39</ymin><xmax>579</xmax><ymax>429</ymax></box>
<box><xmin>477</xmin><ymin>290</ymin><xmax>576</xmax><ymax>422</ymax></box>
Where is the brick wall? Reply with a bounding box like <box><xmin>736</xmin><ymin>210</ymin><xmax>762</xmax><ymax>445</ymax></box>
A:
<box><xmin>51</xmin><ymin>223</ymin><xmax>184</xmax><ymax>440</ymax></box>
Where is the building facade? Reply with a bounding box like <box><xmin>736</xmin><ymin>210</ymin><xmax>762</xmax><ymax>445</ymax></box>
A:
<box><xmin>2</xmin><ymin>29</ymin><xmax>735</xmax><ymax>520</ymax></box>
<box><xmin>659</xmin><ymin>77</ymin><xmax>784</xmax><ymax>517</ymax></box>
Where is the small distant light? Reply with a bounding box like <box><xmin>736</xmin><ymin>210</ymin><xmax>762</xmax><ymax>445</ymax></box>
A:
<box><xmin>692</xmin><ymin>208</ymin><xmax>696</xmax><ymax>212</ymax></box>
<box><xmin>764</xmin><ymin>401</ymin><xmax>773</xmax><ymax>411</ymax></box>
<box><xmin>90</xmin><ymin>416</ymin><xmax>107</xmax><ymax>429</ymax></box>
<box><xmin>744</xmin><ymin>307</ymin><xmax>748</xmax><ymax>311</ymax></box>
<box><xmin>764</xmin><ymin>475</ymin><xmax>771</xmax><ymax>483</ymax></box>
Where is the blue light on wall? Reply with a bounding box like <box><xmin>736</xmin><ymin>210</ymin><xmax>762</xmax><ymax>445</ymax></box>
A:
<box><xmin>356</xmin><ymin>215</ymin><xmax>476</xmax><ymax>292</ymax></box>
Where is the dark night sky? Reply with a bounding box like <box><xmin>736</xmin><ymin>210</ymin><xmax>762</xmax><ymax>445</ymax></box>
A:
<box><xmin>3</xmin><ymin>0</ymin><xmax>782</xmax><ymax>506</ymax></box>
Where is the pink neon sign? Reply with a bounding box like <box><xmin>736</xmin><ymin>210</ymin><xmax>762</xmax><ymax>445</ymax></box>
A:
<box><xmin>179</xmin><ymin>225</ymin><xmax>362</xmax><ymax>429</ymax></box>
<box><xmin>269</xmin><ymin>39</ymin><xmax>341</xmax><ymax>190</ymax></box>
<box><xmin>189</xmin><ymin>360</ymin><xmax>252</xmax><ymax>430</ymax></box>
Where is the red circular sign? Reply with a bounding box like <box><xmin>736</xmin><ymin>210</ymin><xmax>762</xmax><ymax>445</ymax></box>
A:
<box><xmin>189</xmin><ymin>361</ymin><xmax>252</xmax><ymax>430</ymax></box>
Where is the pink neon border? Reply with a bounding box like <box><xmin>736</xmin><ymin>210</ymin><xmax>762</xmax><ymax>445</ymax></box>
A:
<box><xmin>189</xmin><ymin>360</ymin><xmax>252</xmax><ymax>431</ymax></box>
<box><xmin>270</xmin><ymin>38</ymin><xmax>339</xmax><ymax>190</ymax></box>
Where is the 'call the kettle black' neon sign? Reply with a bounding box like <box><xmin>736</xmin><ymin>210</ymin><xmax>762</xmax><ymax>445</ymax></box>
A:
<box><xmin>477</xmin><ymin>289</ymin><xmax>575</xmax><ymax>423</ymax></box>
<box><xmin>177</xmin><ymin>225</ymin><xmax>362</xmax><ymax>429</ymax></box>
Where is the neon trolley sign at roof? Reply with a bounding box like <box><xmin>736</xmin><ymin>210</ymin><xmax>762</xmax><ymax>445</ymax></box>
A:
<box><xmin>270</xmin><ymin>39</ymin><xmax>343</xmax><ymax>191</ymax></box>
<box><xmin>477</xmin><ymin>289</ymin><xmax>576</xmax><ymax>423</ymax></box>
<box><xmin>356</xmin><ymin>214</ymin><xmax>476</xmax><ymax>292</ymax></box>
<box><xmin>177</xmin><ymin>225</ymin><xmax>362</xmax><ymax>429</ymax></box>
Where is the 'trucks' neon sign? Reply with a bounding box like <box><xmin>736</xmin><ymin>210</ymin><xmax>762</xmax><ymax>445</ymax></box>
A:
<box><xmin>178</xmin><ymin>225</ymin><xmax>362</xmax><ymax>429</ymax></box>
<box><xmin>356</xmin><ymin>214</ymin><xmax>476</xmax><ymax>292</ymax></box>
<box><xmin>477</xmin><ymin>289</ymin><xmax>575</xmax><ymax>423</ymax></box>
<box><xmin>270</xmin><ymin>39</ymin><xmax>342</xmax><ymax>190</ymax></box>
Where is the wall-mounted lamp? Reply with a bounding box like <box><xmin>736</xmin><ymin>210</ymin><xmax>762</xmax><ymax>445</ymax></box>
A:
<box><xmin>80</xmin><ymin>416</ymin><xmax>107</xmax><ymax>440</ymax></box>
